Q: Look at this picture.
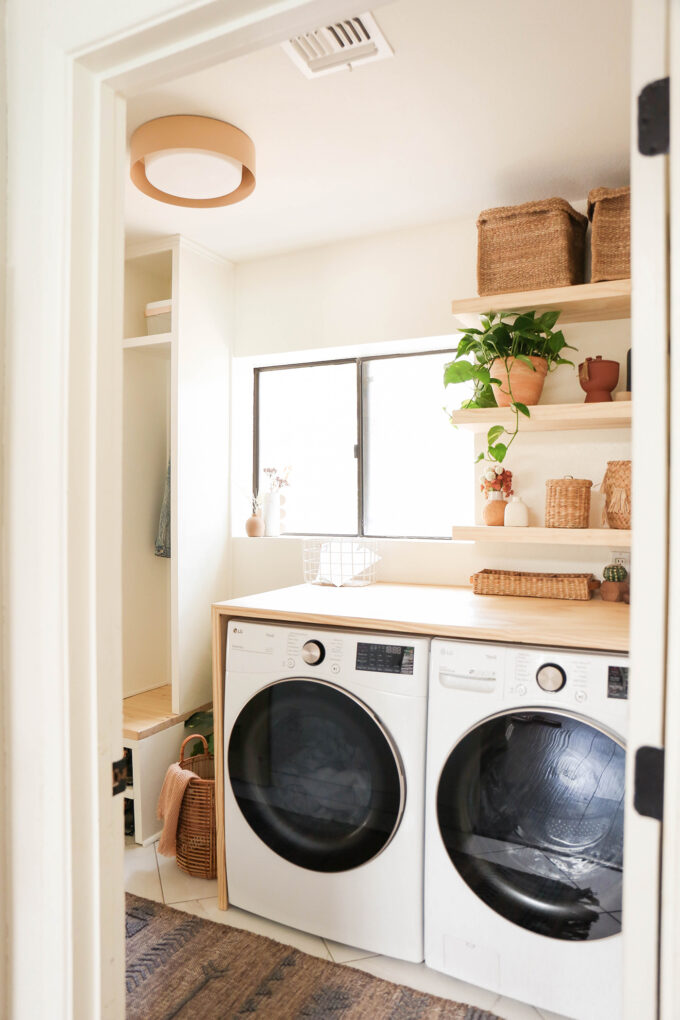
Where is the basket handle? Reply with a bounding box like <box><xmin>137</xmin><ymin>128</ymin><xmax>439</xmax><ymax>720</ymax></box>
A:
<box><xmin>589</xmin><ymin>578</ymin><xmax>602</xmax><ymax>591</ymax></box>
<box><xmin>180</xmin><ymin>733</ymin><xmax>207</xmax><ymax>765</ymax></box>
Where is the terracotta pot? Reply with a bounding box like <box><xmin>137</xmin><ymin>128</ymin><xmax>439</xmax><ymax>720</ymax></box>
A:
<box><xmin>245</xmin><ymin>513</ymin><xmax>265</xmax><ymax>537</ymax></box>
<box><xmin>482</xmin><ymin>493</ymin><xmax>507</xmax><ymax>526</ymax></box>
<box><xmin>578</xmin><ymin>356</ymin><xmax>620</xmax><ymax>402</ymax></box>
<box><xmin>490</xmin><ymin>356</ymin><xmax>548</xmax><ymax>407</ymax></box>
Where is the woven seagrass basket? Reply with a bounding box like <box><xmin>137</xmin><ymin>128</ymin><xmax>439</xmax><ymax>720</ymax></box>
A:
<box><xmin>601</xmin><ymin>460</ymin><xmax>631</xmax><ymax>530</ymax></box>
<box><xmin>545</xmin><ymin>477</ymin><xmax>592</xmax><ymax>529</ymax></box>
<box><xmin>470</xmin><ymin>569</ymin><xmax>600</xmax><ymax>601</ymax></box>
<box><xmin>476</xmin><ymin>197</ymin><xmax>588</xmax><ymax>296</ymax></box>
<box><xmin>588</xmin><ymin>186</ymin><xmax>630</xmax><ymax>283</ymax></box>
<box><xmin>175</xmin><ymin>735</ymin><xmax>216</xmax><ymax>880</ymax></box>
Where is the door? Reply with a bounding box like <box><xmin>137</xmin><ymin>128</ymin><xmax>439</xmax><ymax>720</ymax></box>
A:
<box><xmin>437</xmin><ymin>710</ymin><xmax>626</xmax><ymax>942</ymax></box>
<box><xmin>228</xmin><ymin>678</ymin><xmax>405</xmax><ymax>872</ymax></box>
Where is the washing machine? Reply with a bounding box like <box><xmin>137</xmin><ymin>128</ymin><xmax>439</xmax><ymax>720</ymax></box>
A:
<box><xmin>425</xmin><ymin>639</ymin><xmax>628</xmax><ymax>1020</ymax></box>
<box><xmin>224</xmin><ymin>620</ymin><xmax>430</xmax><ymax>961</ymax></box>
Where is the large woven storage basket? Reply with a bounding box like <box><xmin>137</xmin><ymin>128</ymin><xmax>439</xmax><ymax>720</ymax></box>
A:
<box><xmin>588</xmin><ymin>186</ymin><xmax>630</xmax><ymax>283</ymax></box>
<box><xmin>471</xmin><ymin>569</ymin><xmax>600</xmax><ymax>601</ymax></box>
<box><xmin>477</xmin><ymin>198</ymin><xmax>588</xmax><ymax>296</ymax></box>
<box><xmin>601</xmin><ymin>460</ymin><xmax>631</xmax><ymax>529</ymax></box>
<box><xmin>545</xmin><ymin>477</ymin><xmax>592</xmax><ymax>528</ymax></box>
<box><xmin>176</xmin><ymin>735</ymin><xmax>216</xmax><ymax>880</ymax></box>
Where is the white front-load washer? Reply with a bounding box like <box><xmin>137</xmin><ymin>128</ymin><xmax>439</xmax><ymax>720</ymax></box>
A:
<box><xmin>425</xmin><ymin>639</ymin><xmax>628</xmax><ymax>1020</ymax></box>
<box><xmin>224</xmin><ymin>620</ymin><xmax>430</xmax><ymax>961</ymax></box>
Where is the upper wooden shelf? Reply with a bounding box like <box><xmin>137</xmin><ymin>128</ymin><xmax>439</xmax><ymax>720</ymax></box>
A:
<box><xmin>123</xmin><ymin>332</ymin><xmax>172</xmax><ymax>353</ymax></box>
<box><xmin>451</xmin><ymin>526</ymin><xmax>632</xmax><ymax>547</ymax></box>
<box><xmin>451</xmin><ymin>280</ymin><xmax>631</xmax><ymax>327</ymax></box>
<box><xmin>449</xmin><ymin>400</ymin><xmax>632</xmax><ymax>433</ymax></box>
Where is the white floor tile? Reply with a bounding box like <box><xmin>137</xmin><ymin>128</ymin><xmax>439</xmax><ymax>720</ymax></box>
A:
<box><xmin>124</xmin><ymin>843</ymin><xmax>163</xmax><ymax>902</ymax></box>
<box><xmin>535</xmin><ymin>1009</ymin><xmax>574</xmax><ymax>1020</ymax></box>
<box><xmin>323</xmin><ymin>938</ymin><xmax>378</xmax><ymax>964</ymax></box>
<box><xmin>192</xmin><ymin>897</ymin><xmax>333</xmax><ymax>960</ymax></box>
<box><xmin>349</xmin><ymin>955</ymin><xmax>499</xmax><ymax>1010</ymax></box>
<box><xmin>492</xmin><ymin>995</ymin><xmax>543</xmax><ymax>1019</ymax></box>
<box><xmin>155</xmin><ymin>846</ymin><xmax>218</xmax><ymax>904</ymax></box>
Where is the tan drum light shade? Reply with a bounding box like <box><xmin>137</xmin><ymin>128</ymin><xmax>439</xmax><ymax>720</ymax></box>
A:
<box><xmin>130</xmin><ymin>115</ymin><xmax>256</xmax><ymax>208</ymax></box>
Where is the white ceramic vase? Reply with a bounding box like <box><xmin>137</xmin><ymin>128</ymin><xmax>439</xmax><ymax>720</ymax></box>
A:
<box><xmin>504</xmin><ymin>495</ymin><xmax>529</xmax><ymax>527</ymax></box>
<box><xmin>263</xmin><ymin>492</ymin><xmax>281</xmax><ymax>536</ymax></box>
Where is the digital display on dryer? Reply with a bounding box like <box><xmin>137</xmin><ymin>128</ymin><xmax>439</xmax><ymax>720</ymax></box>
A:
<box><xmin>356</xmin><ymin>643</ymin><xmax>414</xmax><ymax>674</ymax></box>
<box><xmin>608</xmin><ymin>665</ymin><xmax>629</xmax><ymax>700</ymax></box>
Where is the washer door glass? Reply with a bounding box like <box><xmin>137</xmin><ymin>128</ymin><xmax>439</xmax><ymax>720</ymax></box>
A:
<box><xmin>228</xmin><ymin>678</ymin><xmax>405</xmax><ymax>873</ymax></box>
<box><xmin>437</xmin><ymin>710</ymin><xmax>625</xmax><ymax>941</ymax></box>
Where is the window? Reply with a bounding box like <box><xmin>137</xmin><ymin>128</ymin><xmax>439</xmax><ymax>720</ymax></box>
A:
<box><xmin>254</xmin><ymin>349</ymin><xmax>473</xmax><ymax>538</ymax></box>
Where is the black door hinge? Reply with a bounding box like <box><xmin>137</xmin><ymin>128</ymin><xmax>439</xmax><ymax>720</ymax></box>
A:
<box><xmin>634</xmin><ymin>746</ymin><xmax>665</xmax><ymax>821</ymax></box>
<box><xmin>112</xmin><ymin>756</ymin><xmax>128</xmax><ymax>796</ymax></box>
<box><xmin>638</xmin><ymin>77</ymin><xmax>669</xmax><ymax>156</ymax></box>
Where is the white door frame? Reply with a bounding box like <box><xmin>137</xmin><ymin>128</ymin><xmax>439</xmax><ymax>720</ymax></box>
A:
<box><xmin>3</xmin><ymin>2</ymin><xmax>362</xmax><ymax>1017</ymax></box>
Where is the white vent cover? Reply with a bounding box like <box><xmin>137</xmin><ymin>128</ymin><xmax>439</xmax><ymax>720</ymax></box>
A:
<box><xmin>282</xmin><ymin>13</ymin><xmax>393</xmax><ymax>78</ymax></box>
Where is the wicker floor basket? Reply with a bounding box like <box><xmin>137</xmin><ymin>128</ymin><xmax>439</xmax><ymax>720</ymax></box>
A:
<box><xmin>477</xmin><ymin>198</ymin><xmax>588</xmax><ymax>296</ymax></box>
<box><xmin>601</xmin><ymin>460</ymin><xmax>631</xmax><ymax>529</ymax></box>
<box><xmin>176</xmin><ymin>735</ymin><xmax>216</xmax><ymax>880</ymax></box>
<box><xmin>545</xmin><ymin>477</ymin><xmax>592</xmax><ymax>528</ymax></box>
<box><xmin>471</xmin><ymin>569</ymin><xmax>600</xmax><ymax>601</ymax></box>
<box><xmin>588</xmin><ymin>186</ymin><xmax>630</xmax><ymax>283</ymax></box>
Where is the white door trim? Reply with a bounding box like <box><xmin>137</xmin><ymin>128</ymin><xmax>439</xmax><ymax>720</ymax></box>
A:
<box><xmin>3</xmin><ymin>1</ymin><xmax>362</xmax><ymax>1017</ymax></box>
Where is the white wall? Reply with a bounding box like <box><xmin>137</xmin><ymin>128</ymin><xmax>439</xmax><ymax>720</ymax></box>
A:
<box><xmin>232</xmin><ymin>214</ymin><xmax>631</xmax><ymax>597</ymax></box>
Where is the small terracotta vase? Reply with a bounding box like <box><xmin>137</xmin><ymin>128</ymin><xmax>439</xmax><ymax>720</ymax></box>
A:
<box><xmin>491</xmin><ymin>356</ymin><xmax>548</xmax><ymax>407</ymax></box>
<box><xmin>483</xmin><ymin>493</ymin><xmax>506</xmax><ymax>526</ymax></box>
<box><xmin>245</xmin><ymin>513</ymin><xmax>265</xmax><ymax>537</ymax></box>
<box><xmin>578</xmin><ymin>356</ymin><xmax>620</xmax><ymax>402</ymax></box>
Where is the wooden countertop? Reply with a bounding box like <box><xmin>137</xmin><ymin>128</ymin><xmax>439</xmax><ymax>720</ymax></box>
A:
<box><xmin>214</xmin><ymin>582</ymin><xmax>629</xmax><ymax>652</ymax></box>
<box><xmin>122</xmin><ymin>685</ymin><xmax>211</xmax><ymax>741</ymax></box>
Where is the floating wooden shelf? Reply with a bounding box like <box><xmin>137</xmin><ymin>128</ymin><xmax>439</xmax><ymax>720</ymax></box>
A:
<box><xmin>451</xmin><ymin>526</ymin><xmax>632</xmax><ymax>547</ymax></box>
<box><xmin>451</xmin><ymin>280</ymin><xmax>631</xmax><ymax>327</ymax></box>
<box><xmin>449</xmin><ymin>401</ymin><xmax>632</xmax><ymax>433</ymax></box>
<box><xmin>123</xmin><ymin>332</ymin><xmax>172</xmax><ymax>352</ymax></box>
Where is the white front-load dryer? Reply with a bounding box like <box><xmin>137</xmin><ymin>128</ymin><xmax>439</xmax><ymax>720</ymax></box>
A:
<box><xmin>224</xmin><ymin>620</ymin><xmax>429</xmax><ymax>961</ymax></box>
<box><xmin>425</xmin><ymin>639</ymin><xmax>628</xmax><ymax>1020</ymax></box>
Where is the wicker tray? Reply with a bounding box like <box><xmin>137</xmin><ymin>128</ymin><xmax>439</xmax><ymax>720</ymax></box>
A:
<box><xmin>477</xmin><ymin>197</ymin><xmax>588</xmax><ymax>296</ymax></box>
<box><xmin>470</xmin><ymin>569</ymin><xmax>601</xmax><ymax>601</ymax></box>
<box><xmin>588</xmin><ymin>186</ymin><xmax>630</xmax><ymax>283</ymax></box>
<box><xmin>176</xmin><ymin>735</ymin><xmax>216</xmax><ymax>880</ymax></box>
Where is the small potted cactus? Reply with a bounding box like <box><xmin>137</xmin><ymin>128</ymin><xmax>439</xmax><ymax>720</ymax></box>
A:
<box><xmin>600</xmin><ymin>563</ymin><xmax>630</xmax><ymax>603</ymax></box>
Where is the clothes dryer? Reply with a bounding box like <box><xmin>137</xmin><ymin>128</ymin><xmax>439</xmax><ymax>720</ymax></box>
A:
<box><xmin>224</xmin><ymin>621</ymin><xmax>429</xmax><ymax>961</ymax></box>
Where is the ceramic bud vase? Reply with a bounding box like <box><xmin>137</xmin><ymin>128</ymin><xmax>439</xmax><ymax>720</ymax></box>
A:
<box><xmin>482</xmin><ymin>492</ymin><xmax>506</xmax><ymax>526</ymax></box>
<box><xmin>245</xmin><ymin>513</ymin><xmax>265</xmax><ymax>537</ymax></box>
<box><xmin>263</xmin><ymin>492</ymin><xmax>281</xmax><ymax>537</ymax></box>
<box><xmin>504</xmin><ymin>495</ymin><xmax>529</xmax><ymax>527</ymax></box>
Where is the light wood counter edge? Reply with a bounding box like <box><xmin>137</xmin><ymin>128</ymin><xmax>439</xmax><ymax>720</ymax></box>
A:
<box><xmin>212</xmin><ymin>606</ymin><xmax>229</xmax><ymax>910</ymax></box>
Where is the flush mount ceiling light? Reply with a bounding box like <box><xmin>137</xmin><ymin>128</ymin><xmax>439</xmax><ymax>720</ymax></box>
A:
<box><xmin>130</xmin><ymin>115</ymin><xmax>256</xmax><ymax>208</ymax></box>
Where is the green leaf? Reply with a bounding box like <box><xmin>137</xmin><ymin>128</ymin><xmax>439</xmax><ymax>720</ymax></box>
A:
<box><xmin>553</xmin><ymin>357</ymin><xmax>575</xmax><ymax>367</ymax></box>
<box><xmin>444</xmin><ymin>360</ymin><xmax>475</xmax><ymax>385</ymax></box>
<box><xmin>538</xmin><ymin>310</ymin><xmax>561</xmax><ymax>330</ymax></box>
<box><xmin>487</xmin><ymin>425</ymin><xmax>505</xmax><ymax>444</ymax></box>
<box><xmin>475</xmin><ymin>451</ymin><xmax>485</xmax><ymax>463</ymax></box>
<box><xmin>489</xmin><ymin>442</ymin><xmax>507</xmax><ymax>462</ymax></box>
<box><xmin>514</xmin><ymin>354</ymin><xmax>538</xmax><ymax>371</ymax></box>
<box><xmin>512</xmin><ymin>401</ymin><xmax>531</xmax><ymax>417</ymax></box>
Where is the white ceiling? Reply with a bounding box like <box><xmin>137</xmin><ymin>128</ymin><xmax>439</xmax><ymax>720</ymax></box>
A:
<box><xmin>125</xmin><ymin>0</ymin><xmax>631</xmax><ymax>263</ymax></box>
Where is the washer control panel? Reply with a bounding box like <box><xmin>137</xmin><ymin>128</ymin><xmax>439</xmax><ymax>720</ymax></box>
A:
<box><xmin>301</xmin><ymin>639</ymin><xmax>325</xmax><ymax>665</ymax></box>
<box><xmin>536</xmin><ymin>663</ymin><xmax>567</xmax><ymax>692</ymax></box>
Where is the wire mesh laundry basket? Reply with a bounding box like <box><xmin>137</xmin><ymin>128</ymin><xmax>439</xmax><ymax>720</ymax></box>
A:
<box><xmin>303</xmin><ymin>538</ymin><xmax>379</xmax><ymax>587</ymax></box>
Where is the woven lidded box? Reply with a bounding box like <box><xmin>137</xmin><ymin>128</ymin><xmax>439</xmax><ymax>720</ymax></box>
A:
<box><xmin>470</xmin><ymin>569</ymin><xmax>599</xmax><ymax>601</ymax></box>
<box><xmin>476</xmin><ymin>197</ymin><xmax>588</xmax><ymax>296</ymax></box>
<box><xmin>545</xmin><ymin>477</ymin><xmax>592</xmax><ymax>529</ymax></box>
<box><xmin>587</xmin><ymin>186</ymin><xmax>630</xmax><ymax>283</ymax></box>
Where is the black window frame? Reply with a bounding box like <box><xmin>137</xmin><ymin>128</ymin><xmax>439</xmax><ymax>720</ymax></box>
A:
<box><xmin>253</xmin><ymin>347</ymin><xmax>458</xmax><ymax>540</ymax></box>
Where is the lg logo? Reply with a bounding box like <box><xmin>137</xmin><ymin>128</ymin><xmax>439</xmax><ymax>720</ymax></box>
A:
<box><xmin>233</xmin><ymin>627</ymin><xmax>243</xmax><ymax>634</ymax></box>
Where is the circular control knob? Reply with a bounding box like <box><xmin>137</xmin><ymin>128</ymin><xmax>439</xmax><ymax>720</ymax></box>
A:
<box><xmin>301</xmin><ymin>640</ymin><xmax>325</xmax><ymax>666</ymax></box>
<box><xmin>536</xmin><ymin>663</ymin><xmax>567</xmax><ymax>692</ymax></box>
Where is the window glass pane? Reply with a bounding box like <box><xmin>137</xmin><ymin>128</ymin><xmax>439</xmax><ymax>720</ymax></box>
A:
<box><xmin>258</xmin><ymin>363</ymin><xmax>358</xmax><ymax>534</ymax></box>
<box><xmin>363</xmin><ymin>352</ymin><xmax>473</xmax><ymax>537</ymax></box>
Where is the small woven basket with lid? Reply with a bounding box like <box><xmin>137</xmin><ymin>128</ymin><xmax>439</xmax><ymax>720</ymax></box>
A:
<box><xmin>175</xmin><ymin>734</ymin><xmax>216</xmax><ymax>880</ymax></box>
<box><xmin>476</xmin><ymin>197</ymin><xmax>588</xmax><ymax>296</ymax></box>
<box><xmin>588</xmin><ymin>186</ymin><xmax>630</xmax><ymax>283</ymax></box>
<box><xmin>545</xmin><ymin>476</ymin><xmax>592</xmax><ymax>529</ymax></box>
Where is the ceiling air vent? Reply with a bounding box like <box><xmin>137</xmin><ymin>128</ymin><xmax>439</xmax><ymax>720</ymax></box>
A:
<box><xmin>282</xmin><ymin>13</ymin><xmax>393</xmax><ymax>78</ymax></box>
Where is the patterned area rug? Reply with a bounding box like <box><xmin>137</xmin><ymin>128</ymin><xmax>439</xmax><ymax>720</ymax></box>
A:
<box><xmin>126</xmin><ymin>894</ymin><xmax>501</xmax><ymax>1020</ymax></box>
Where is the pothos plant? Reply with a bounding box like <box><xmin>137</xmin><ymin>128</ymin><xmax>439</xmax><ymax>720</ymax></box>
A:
<box><xmin>443</xmin><ymin>309</ymin><xmax>575</xmax><ymax>465</ymax></box>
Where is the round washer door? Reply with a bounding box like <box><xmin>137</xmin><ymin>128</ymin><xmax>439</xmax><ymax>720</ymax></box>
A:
<box><xmin>437</xmin><ymin>710</ymin><xmax>625</xmax><ymax>941</ymax></box>
<box><xmin>228</xmin><ymin>678</ymin><xmax>405</xmax><ymax>873</ymax></box>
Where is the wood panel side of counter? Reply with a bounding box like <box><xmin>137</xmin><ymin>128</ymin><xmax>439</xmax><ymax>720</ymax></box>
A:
<box><xmin>212</xmin><ymin>606</ymin><xmax>229</xmax><ymax>910</ymax></box>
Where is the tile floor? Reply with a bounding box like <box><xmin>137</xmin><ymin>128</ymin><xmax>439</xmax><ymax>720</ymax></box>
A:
<box><xmin>124</xmin><ymin>839</ymin><xmax>572</xmax><ymax>1020</ymax></box>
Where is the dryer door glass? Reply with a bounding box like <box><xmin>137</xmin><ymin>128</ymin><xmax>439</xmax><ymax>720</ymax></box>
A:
<box><xmin>228</xmin><ymin>679</ymin><xmax>405</xmax><ymax>872</ymax></box>
<box><xmin>437</xmin><ymin>710</ymin><xmax>625</xmax><ymax>941</ymax></box>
